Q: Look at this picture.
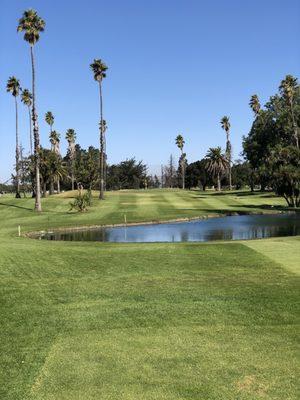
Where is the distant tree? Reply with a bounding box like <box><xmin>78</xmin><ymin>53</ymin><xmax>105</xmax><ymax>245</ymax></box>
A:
<box><xmin>65</xmin><ymin>129</ymin><xmax>77</xmax><ymax>190</ymax></box>
<box><xmin>163</xmin><ymin>154</ymin><xmax>177</xmax><ymax>188</ymax></box>
<box><xmin>6</xmin><ymin>76</ymin><xmax>21</xmax><ymax>198</ymax></box>
<box><xmin>269</xmin><ymin>145</ymin><xmax>300</xmax><ymax>207</ymax></box>
<box><xmin>249</xmin><ymin>94</ymin><xmax>261</xmax><ymax>117</ymax></box>
<box><xmin>243</xmin><ymin>76</ymin><xmax>300</xmax><ymax>191</ymax></box>
<box><xmin>49</xmin><ymin>130</ymin><xmax>61</xmax><ymax>193</ymax></box>
<box><xmin>279</xmin><ymin>75</ymin><xmax>299</xmax><ymax>147</ymax></box>
<box><xmin>185</xmin><ymin>159</ymin><xmax>213</xmax><ymax>190</ymax></box>
<box><xmin>205</xmin><ymin>147</ymin><xmax>228</xmax><ymax>191</ymax></box>
<box><xmin>175</xmin><ymin>134</ymin><xmax>186</xmax><ymax>189</ymax></box>
<box><xmin>21</xmin><ymin>88</ymin><xmax>33</xmax><ymax>155</ymax></box>
<box><xmin>106</xmin><ymin>158</ymin><xmax>147</xmax><ymax>190</ymax></box>
<box><xmin>18</xmin><ymin>9</ymin><xmax>45</xmax><ymax>211</ymax></box>
<box><xmin>90</xmin><ymin>58</ymin><xmax>108</xmax><ymax>199</ymax></box>
<box><xmin>220</xmin><ymin>116</ymin><xmax>232</xmax><ymax>189</ymax></box>
<box><xmin>45</xmin><ymin>111</ymin><xmax>54</xmax><ymax>135</ymax></box>
<box><xmin>231</xmin><ymin>160</ymin><xmax>253</xmax><ymax>189</ymax></box>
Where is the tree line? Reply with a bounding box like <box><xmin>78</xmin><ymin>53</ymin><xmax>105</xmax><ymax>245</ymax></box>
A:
<box><xmin>6</xmin><ymin>9</ymin><xmax>109</xmax><ymax>211</ymax></box>
<box><xmin>4</xmin><ymin>9</ymin><xmax>299</xmax><ymax>209</ymax></box>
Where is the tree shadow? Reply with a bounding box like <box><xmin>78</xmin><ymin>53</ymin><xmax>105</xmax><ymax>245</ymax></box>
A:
<box><xmin>0</xmin><ymin>202</ymin><xmax>33</xmax><ymax>211</ymax></box>
<box><xmin>233</xmin><ymin>204</ymin><xmax>294</xmax><ymax>212</ymax></box>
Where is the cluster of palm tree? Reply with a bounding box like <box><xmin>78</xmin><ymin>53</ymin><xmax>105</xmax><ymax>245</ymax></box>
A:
<box><xmin>175</xmin><ymin>117</ymin><xmax>232</xmax><ymax>192</ymax></box>
<box><xmin>6</xmin><ymin>9</ymin><xmax>109</xmax><ymax>211</ymax></box>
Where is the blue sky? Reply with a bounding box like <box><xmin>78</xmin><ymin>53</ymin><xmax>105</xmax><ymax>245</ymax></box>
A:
<box><xmin>1</xmin><ymin>0</ymin><xmax>299</xmax><ymax>181</ymax></box>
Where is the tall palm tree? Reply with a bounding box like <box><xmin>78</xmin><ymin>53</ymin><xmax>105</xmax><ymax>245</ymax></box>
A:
<box><xmin>50</xmin><ymin>130</ymin><xmax>61</xmax><ymax>193</ymax></box>
<box><xmin>65</xmin><ymin>129</ymin><xmax>76</xmax><ymax>190</ymax></box>
<box><xmin>279</xmin><ymin>75</ymin><xmax>299</xmax><ymax>148</ymax></box>
<box><xmin>205</xmin><ymin>147</ymin><xmax>228</xmax><ymax>191</ymax></box>
<box><xmin>220</xmin><ymin>116</ymin><xmax>232</xmax><ymax>190</ymax></box>
<box><xmin>17</xmin><ymin>9</ymin><xmax>45</xmax><ymax>212</ymax></box>
<box><xmin>249</xmin><ymin>94</ymin><xmax>261</xmax><ymax>117</ymax></box>
<box><xmin>6</xmin><ymin>76</ymin><xmax>21</xmax><ymax>198</ymax></box>
<box><xmin>175</xmin><ymin>134</ymin><xmax>186</xmax><ymax>189</ymax></box>
<box><xmin>101</xmin><ymin>119</ymin><xmax>108</xmax><ymax>190</ymax></box>
<box><xmin>21</xmin><ymin>88</ymin><xmax>33</xmax><ymax>155</ymax></box>
<box><xmin>45</xmin><ymin>111</ymin><xmax>54</xmax><ymax>135</ymax></box>
<box><xmin>90</xmin><ymin>58</ymin><xmax>108</xmax><ymax>200</ymax></box>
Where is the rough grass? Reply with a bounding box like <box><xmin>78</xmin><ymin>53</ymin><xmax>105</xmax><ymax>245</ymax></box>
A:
<box><xmin>0</xmin><ymin>189</ymin><xmax>298</xmax><ymax>399</ymax></box>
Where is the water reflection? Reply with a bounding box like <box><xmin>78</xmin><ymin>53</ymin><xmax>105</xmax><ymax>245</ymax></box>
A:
<box><xmin>43</xmin><ymin>213</ymin><xmax>300</xmax><ymax>243</ymax></box>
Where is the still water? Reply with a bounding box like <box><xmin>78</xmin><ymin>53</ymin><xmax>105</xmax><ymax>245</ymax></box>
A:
<box><xmin>40</xmin><ymin>213</ymin><xmax>300</xmax><ymax>242</ymax></box>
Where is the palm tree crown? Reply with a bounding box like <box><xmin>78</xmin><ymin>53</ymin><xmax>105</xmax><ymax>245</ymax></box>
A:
<box><xmin>205</xmin><ymin>147</ymin><xmax>228</xmax><ymax>177</ymax></box>
<box><xmin>21</xmin><ymin>88</ymin><xmax>32</xmax><ymax>106</ymax></box>
<box><xmin>279</xmin><ymin>75</ymin><xmax>298</xmax><ymax>104</ymax></box>
<box><xmin>50</xmin><ymin>130</ymin><xmax>60</xmax><ymax>144</ymax></box>
<box><xmin>100</xmin><ymin>119</ymin><xmax>107</xmax><ymax>132</ymax></box>
<box><xmin>45</xmin><ymin>111</ymin><xmax>54</xmax><ymax>128</ymax></box>
<box><xmin>6</xmin><ymin>76</ymin><xmax>21</xmax><ymax>97</ymax></box>
<box><xmin>249</xmin><ymin>94</ymin><xmax>261</xmax><ymax>116</ymax></box>
<box><xmin>175</xmin><ymin>134</ymin><xmax>185</xmax><ymax>151</ymax></box>
<box><xmin>90</xmin><ymin>59</ymin><xmax>108</xmax><ymax>82</ymax></box>
<box><xmin>65</xmin><ymin>129</ymin><xmax>76</xmax><ymax>144</ymax></box>
<box><xmin>17</xmin><ymin>9</ymin><xmax>45</xmax><ymax>45</ymax></box>
<box><xmin>220</xmin><ymin>116</ymin><xmax>230</xmax><ymax>133</ymax></box>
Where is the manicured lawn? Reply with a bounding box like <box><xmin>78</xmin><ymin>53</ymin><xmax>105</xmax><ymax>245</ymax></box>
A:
<box><xmin>0</xmin><ymin>190</ymin><xmax>298</xmax><ymax>399</ymax></box>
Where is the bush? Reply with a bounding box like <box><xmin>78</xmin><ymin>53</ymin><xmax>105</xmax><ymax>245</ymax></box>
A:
<box><xmin>69</xmin><ymin>189</ymin><xmax>92</xmax><ymax>212</ymax></box>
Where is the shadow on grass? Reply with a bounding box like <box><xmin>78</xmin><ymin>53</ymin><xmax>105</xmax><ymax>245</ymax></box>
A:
<box><xmin>0</xmin><ymin>202</ymin><xmax>33</xmax><ymax>211</ymax></box>
<box><xmin>233</xmin><ymin>204</ymin><xmax>295</xmax><ymax>212</ymax></box>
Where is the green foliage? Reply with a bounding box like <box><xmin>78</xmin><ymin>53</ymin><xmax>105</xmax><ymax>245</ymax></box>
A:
<box><xmin>69</xmin><ymin>189</ymin><xmax>92</xmax><ymax>212</ymax></box>
<box><xmin>243</xmin><ymin>75</ymin><xmax>300</xmax><ymax>203</ymax></box>
<box><xmin>90</xmin><ymin>59</ymin><xmax>108</xmax><ymax>81</ymax></box>
<box><xmin>6</xmin><ymin>76</ymin><xmax>20</xmax><ymax>97</ymax></box>
<box><xmin>269</xmin><ymin>145</ymin><xmax>300</xmax><ymax>207</ymax></box>
<box><xmin>17</xmin><ymin>9</ymin><xmax>45</xmax><ymax>45</ymax></box>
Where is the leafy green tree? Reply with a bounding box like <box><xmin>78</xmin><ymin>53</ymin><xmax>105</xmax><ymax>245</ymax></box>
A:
<box><xmin>231</xmin><ymin>160</ymin><xmax>253</xmax><ymax>190</ymax></box>
<box><xmin>244</xmin><ymin>76</ymin><xmax>299</xmax><ymax>192</ymax></box>
<box><xmin>90</xmin><ymin>59</ymin><xmax>108</xmax><ymax>200</ymax></box>
<box><xmin>21</xmin><ymin>89</ymin><xmax>33</xmax><ymax>155</ymax></box>
<box><xmin>175</xmin><ymin>134</ymin><xmax>186</xmax><ymax>189</ymax></box>
<box><xmin>185</xmin><ymin>159</ymin><xmax>213</xmax><ymax>190</ymax></box>
<box><xmin>106</xmin><ymin>158</ymin><xmax>147</xmax><ymax>190</ymax></box>
<box><xmin>6</xmin><ymin>76</ymin><xmax>21</xmax><ymax>198</ymax></box>
<box><xmin>220</xmin><ymin>116</ymin><xmax>232</xmax><ymax>189</ymax></box>
<box><xmin>205</xmin><ymin>147</ymin><xmax>228</xmax><ymax>191</ymax></box>
<box><xmin>279</xmin><ymin>75</ymin><xmax>299</xmax><ymax>147</ymax></box>
<box><xmin>269</xmin><ymin>146</ymin><xmax>300</xmax><ymax>207</ymax></box>
<box><xmin>65</xmin><ymin>129</ymin><xmax>77</xmax><ymax>190</ymax></box>
<box><xmin>18</xmin><ymin>9</ymin><xmax>45</xmax><ymax>212</ymax></box>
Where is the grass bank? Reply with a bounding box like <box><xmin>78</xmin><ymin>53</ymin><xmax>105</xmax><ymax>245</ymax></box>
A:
<box><xmin>0</xmin><ymin>189</ymin><xmax>298</xmax><ymax>399</ymax></box>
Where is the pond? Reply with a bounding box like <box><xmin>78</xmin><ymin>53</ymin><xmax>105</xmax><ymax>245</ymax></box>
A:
<box><xmin>39</xmin><ymin>212</ymin><xmax>300</xmax><ymax>243</ymax></box>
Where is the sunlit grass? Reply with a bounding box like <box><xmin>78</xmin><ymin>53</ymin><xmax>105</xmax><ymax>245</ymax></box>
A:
<box><xmin>0</xmin><ymin>189</ymin><xmax>298</xmax><ymax>399</ymax></box>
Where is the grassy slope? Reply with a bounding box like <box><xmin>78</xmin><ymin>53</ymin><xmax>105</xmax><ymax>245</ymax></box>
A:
<box><xmin>0</xmin><ymin>190</ymin><xmax>299</xmax><ymax>400</ymax></box>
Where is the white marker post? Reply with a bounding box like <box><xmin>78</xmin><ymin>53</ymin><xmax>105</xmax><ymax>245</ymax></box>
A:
<box><xmin>18</xmin><ymin>225</ymin><xmax>21</xmax><ymax>237</ymax></box>
<box><xmin>124</xmin><ymin>214</ymin><xmax>127</xmax><ymax>226</ymax></box>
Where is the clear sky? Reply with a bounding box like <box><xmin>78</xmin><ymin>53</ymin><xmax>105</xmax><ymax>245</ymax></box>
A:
<box><xmin>1</xmin><ymin>0</ymin><xmax>299</xmax><ymax>181</ymax></box>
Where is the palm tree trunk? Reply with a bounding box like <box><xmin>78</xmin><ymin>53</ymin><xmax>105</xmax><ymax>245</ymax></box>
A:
<box><xmin>15</xmin><ymin>97</ymin><xmax>20</xmax><ymax>198</ymax></box>
<box><xmin>290</xmin><ymin>103</ymin><xmax>299</xmax><ymax>148</ymax></box>
<box><xmin>226</xmin><ymin>133</ymin><xmax>232</xmax><ymax>190</ymax></box>
<box><xmin>182</xmin><ymin>161</ymin><xmax>185</xmax><ymax>190</ymax></box>
<box><xmin>217</xmin><ymin>173</ymin><xmax>221</xmax><ymax>191</ymax></box>
<box><xmin>57</xmin><ymin>178</ymin><xmax>60</xmax><ymax>193</ymax></box>
<box><xmin>49</xmin><ymin>178</ymin><xmax>54</xmax><ymax>195</ymax></box>
<box><xmin>28</xmin><ymin>107</ymin><xmax>33</xmax><ymax>155</ymax></box>
<box><xmin>31</xmin><ymin>45</ymin><xmax>42</xmax><ymax>212</ymax></box>
<box><xmin>99</xmin><ymin>81</ymin><xmax>104</xmax><ymax>200</ymax></box>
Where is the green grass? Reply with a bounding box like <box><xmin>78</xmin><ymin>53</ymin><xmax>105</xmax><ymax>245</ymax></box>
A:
<box><xmin>0</xmin><ymin>189</ymin><xmax>299</xmax><ymax>399</ymax></box>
